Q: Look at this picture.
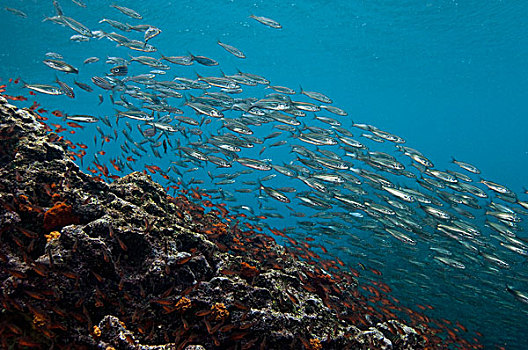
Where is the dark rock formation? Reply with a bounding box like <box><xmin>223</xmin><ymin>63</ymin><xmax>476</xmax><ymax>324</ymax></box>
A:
<box><xmin>0</xmin><ymin>96</ymin><xmax>436</xmax><ymax>349</ymax></box>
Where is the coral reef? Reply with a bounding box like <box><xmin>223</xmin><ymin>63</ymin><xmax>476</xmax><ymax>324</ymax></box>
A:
<box><xmin>0</xmin><ymin>96</ymin><xmax>443</xmax><ymax>349</ymax></box>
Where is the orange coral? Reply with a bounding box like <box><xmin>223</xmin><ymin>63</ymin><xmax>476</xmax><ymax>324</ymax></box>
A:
<box><xmin>43</xmin><ymin>202</ymin><xmax>79</xmax><ymax>231</ymax></box>
<box><xmin>240</xmin><ymin>262</ymin><xmax>260</xmax><ymax>279</ymax></box>
<box><xmin>32</xmin><ymin>314</ymin><xmax>46</xmax><ymax>328</ymax></box>
<box><xmin>309</xmin><ymin>338</ymin><xmax>322</xmax><ymax>350</ymax></box>
<box><xmin>175</xmin><ymin>297</ymin><xmax>192</xmax><ymax>313</ymax></box>
<box><xmin>92</xmin><ymin>325</ymin><xmax>101</xmax><ymax>338</ymax></box>
<box><xmin>44</xmin><ymin>230</ymin><xmax>60</xmax><ymax>242</ymax></box>
<box><xmin>210</xmin><ymin>302</ymin><xmax>229</xmax><ymax>321</ymax></box>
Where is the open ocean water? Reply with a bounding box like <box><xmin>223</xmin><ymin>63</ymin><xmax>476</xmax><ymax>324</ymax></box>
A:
<box><xmin>1</xmin><ymin>0</ymin><xmax>528</xmax><ymax>349</ymax></box>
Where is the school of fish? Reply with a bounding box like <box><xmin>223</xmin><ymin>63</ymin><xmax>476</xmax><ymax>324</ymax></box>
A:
<box><xmin>3</xmin><ymin>1</ymin><xmax>528</xmax><ymax>348</ymax></box>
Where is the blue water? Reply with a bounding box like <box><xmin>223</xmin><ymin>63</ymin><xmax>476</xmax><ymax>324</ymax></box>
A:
<box><xmin>2</xmin><ymin>1</ymin><xmax>528</xmax><ymax>348</ymax></box>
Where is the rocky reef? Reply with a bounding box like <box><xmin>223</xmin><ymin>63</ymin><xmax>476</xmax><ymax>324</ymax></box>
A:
<box><xmin>0</xmin><ymin>96</ymin><xmax>438</xmax><ymax>349</ymax></box>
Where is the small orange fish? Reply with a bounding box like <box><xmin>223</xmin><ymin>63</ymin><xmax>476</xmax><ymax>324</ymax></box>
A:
<box><xmin>110</xmin><ymin>159</ymin><xmax>121</xmax><ymax>171</ymax></box>
<box><xmin>66</xmin><ymin>121</ymin><xmax>84</xmax><ymax>129</ymax></box>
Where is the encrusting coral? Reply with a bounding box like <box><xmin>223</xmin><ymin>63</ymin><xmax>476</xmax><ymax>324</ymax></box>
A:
<box><xmin>43</xmin><ymin>201</ymin><xmax>79</xmax><ymax>231</ymax></box>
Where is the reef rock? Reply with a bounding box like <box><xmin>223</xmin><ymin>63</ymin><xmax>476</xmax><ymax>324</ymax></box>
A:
<box><xmin>0</xmin><ymin>96</ymin><xmax>435</xmax><ymax>349</ymax></box>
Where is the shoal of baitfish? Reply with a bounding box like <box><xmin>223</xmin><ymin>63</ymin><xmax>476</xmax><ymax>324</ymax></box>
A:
<box><xmin>3</xmin><ymin>1</ymin><xmax>528</xmax><ymax>348</ymax></box>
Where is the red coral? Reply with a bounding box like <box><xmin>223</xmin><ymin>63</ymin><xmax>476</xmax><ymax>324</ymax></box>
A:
<box><xmin>43</xmin><ymin>202</ymin><xmax>79</xmax><ymax>231</ymax></box>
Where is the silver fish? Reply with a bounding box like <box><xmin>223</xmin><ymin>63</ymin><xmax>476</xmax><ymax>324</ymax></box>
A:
<box><xmin>65</xmin><ymin>115</ymin><xmax>99</xmax><ymax>123</ymax></box>
<box><xmin>434</xmin><ymin>256</ymin><xmax>465</xmax><ymax>269</ymax></box>
<box><xmin>249</xmin><ymin>15</ymin><xmax>282</xmax><ymax>29</ymax></box>
<box><xmin>70</xmin><ymin>34</ymin><xmax>90</xmax><ymax>42</ymax></box>
<box><xmin>235</xmin><ymin>158</ymin><xmax>272</xmax><ymax>171</ymax></box>
<box><xmin>84</xmin><ymin>57</ymin><xmax>100</xmax><ymax>64</ymax></box>
<box><xmin>55</xmin><ymin>76</ymin><xmax>75</xmax><ymax>98</ymax></box>
<box><xmin>43</xmin><ymin>59</ymin><xmax>79</xmax><ymax>73</ymax></box>
<box><xmin>300</xmin><ymin>86</ymin><xmax>333</xmax><ymax>104</ymax></box>
<box><xmin>23</xmin><ymin>82</ymin><xmax>64</xmax><ymax>95</ymax></box>
<box><xmin>110</xmin><ymin>5</ymin><xmax>142</xmax><ymax>20</ymax></box>
<box><xmin>99</xmin><ymin>18</ymin><xmax>131</xmax><ymax>32</ymax></box>
<box><xmin>217</xmin><ymin>41</ymin><xmax>246</xmax><ymax>59</ymax></box>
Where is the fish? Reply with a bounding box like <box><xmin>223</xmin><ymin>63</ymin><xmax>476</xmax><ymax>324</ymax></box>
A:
<box><xmin>61</xmin><ymin>16</ymin><xmax>93</xmax><ymax>37</ymax></box>
<box><xmin>300</xmin><ymin>86</ymin><xmax>333</xmax><ymax>104</ymax></box>
<box><xmin>74</xmin><ymin>80</ymin><xmax>93</xmax><ymax>92</ymax></box>
<box><xmin>267</xmin><ymin>85</ymin><xmax>296</xmax><ymax>94</ymax></box>
<box><xmin>189</xmin><ymin>53</ymin><xmax>219</xmax><ymax>66</ymax></box>
<box><xmin>433</xmin><ymin>256</ymin><xmax>465</xmax><ymax>269</ymax></box>
<box><xmin>452</xmin><ymin>157</ymin><xmax>481</xmax><ymax>174</ymax></box>
<box><xmin>320</xmin><ymin>105</ymin><xmax>348</xmax><ymax>116</ymax></box>
<box><xmin>55</xmin><ymin>76</ymin><xmax>75</xmax><ymax>98</ymax></box>
<box><xmin>235</xmin><ymin>158</ymin><xmax>272</xmax><ymax>171</ymax></box>
<box><xmin>249</xmin><ymin>15</ymin><xmax>282</xmax><ymax>29</ymax></box>
<box><xmin>70</xmin><ymin>34</ymin><xmax>90</xmax><ymax>42</ymax></box>
<box><xmin>217</xmin><ymin>41</ymin><xmax>246</xmax><ymax>59</ymax></box>
<box><xmin>260</xmin><ymin>184</ymin><xmax>290</xmax><ymax>203</ymax></box>
<box><xmin>84</xmin><ymin>57</ymin><xmax>100</xmax><ymax>64</ymax></box>
<box><xmin>99</xmin><ymin>18</ymin><xmax>131</xmax><ymax>32</ymax></box>
<box><xmin>110</xmin><ymin>4</ymin><xmax>142</xmax><ymax>19</ymax></box>
<box><xmin>130</xmin><ymin>55</ymin><xmax>169</xmax><ymax>69</ymax></box>
<box><xmin>506</xmin><ymin>286</ymin><xmax>528</xmax><ymax>304</ymax></box>
<box><xmin>5</xmin><ymin>7</ymin><xmax>28</xmax><ymax>18</ymax></box>
<box><xmin>161</xmin><ymin>54</ymin><xmax>194</xmax><ymax>65</ymax></box>
<box><xmin>385</xmin><ymin>227</ymin><xmax>416</xmax><ymax>245</ymax></box>
<box><xmin>52</xmin><ymin>0</ymin><xmax>63</xmax><ymax>15</ymax></box>
<box><xmin>45</xmin><ymin>52</ymin><xmax>63</xmax><ymax>59</ymax></box>
<box><xmin>43</xmin><ymin>59</ymin><xmax>79</xmax><ymax>74</ymax></box>
<box><xmin>23</xmin><ymin>82</ymin><xmax>64</xmax><ymax>96</ymax></box>
<box><xmin>91</xmin><ymin>76</ymin><xmax>114</xmax><ymax>90</ymax></box>
<box><xmin>185</xmin><ymin>101</ymin><xmax>223</xmax><ymax>118</ymax></box>
<box><xmin>71</xmin><ymin>0</ymin><xmax>87</xmax><ymax>8</ymax></box>
<box><xmin>65</xmin><ymin>115</ymin><xmax>99</xmax><ymax>123</ymax></box>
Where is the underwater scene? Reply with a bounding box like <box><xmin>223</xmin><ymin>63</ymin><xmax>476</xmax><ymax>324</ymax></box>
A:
<box><xmin>1</xmin><ymin>0</ymin><xmax>528</xmax><ymax>349</ymax></box>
